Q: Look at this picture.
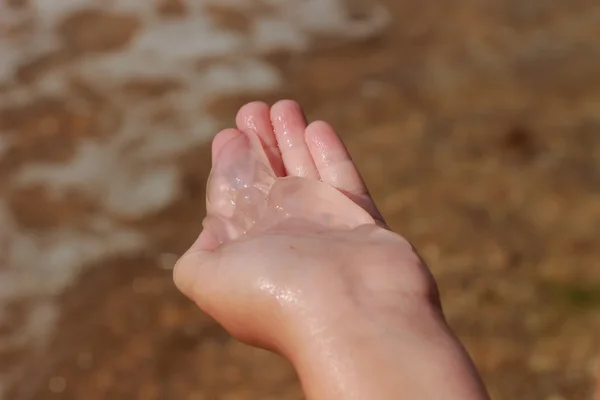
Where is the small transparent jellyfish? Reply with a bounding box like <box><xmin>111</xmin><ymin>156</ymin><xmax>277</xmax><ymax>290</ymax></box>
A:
<box><xmin>204</xmin><ymin>131</ymin><xmax>374</xmax><ymax>244</ymax></box>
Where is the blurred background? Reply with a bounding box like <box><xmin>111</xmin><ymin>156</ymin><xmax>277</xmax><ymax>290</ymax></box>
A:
<box><xmin>0</xmin><ymin>0</ymin><xmax>599</xmax><ymax>399</ymax></box>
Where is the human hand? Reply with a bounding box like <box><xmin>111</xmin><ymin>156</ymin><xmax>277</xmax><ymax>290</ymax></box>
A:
<box><xmin>174</xmin><ymin>100</ymin><xmax>489</xmax><ymax>399</ymax></box>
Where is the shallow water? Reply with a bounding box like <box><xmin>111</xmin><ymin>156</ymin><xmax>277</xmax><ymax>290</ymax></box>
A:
<box><xmin>0</xmin><ymin>0</ymin><xmax>388</xmax><ymax>397</ymax></box>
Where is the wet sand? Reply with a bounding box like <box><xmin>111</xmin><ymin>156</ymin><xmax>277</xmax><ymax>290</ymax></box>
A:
<box><xmin>1</xmin><ymin>1</ymin><xmax>599</xmax><ymax>399</ymax></box>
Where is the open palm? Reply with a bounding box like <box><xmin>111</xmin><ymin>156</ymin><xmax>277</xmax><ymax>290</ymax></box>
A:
<box><xmin>174</xmin><ymin>100</ymin><xmax>438</xmax><ymax>353</ymax></box>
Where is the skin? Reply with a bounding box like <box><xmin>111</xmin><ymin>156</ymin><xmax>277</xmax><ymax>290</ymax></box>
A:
<box><xmin>174</xmin><ymin>100</ymin><xmax>491</xmax><ymax>399</ymax></box>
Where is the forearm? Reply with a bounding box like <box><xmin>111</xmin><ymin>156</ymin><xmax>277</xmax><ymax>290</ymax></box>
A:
<box><xmin>287</xmin><ymin>305</ymin><xmax>490</xmax><ymax>400</ymax></box>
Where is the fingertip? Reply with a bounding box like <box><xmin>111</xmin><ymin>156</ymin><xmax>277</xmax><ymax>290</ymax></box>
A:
<box><xmin>306</xmin><ymin>120</ymin><xmax>334</xmax><ymax>134</ymax></box>
<box><xmin>236</xmin><ymin>101</ymin><xmax>271</xmax><ymax>131</ymax></box>
<box><xmin>305</xmin><ymin>120</ymin><xmax>339</xmax><ymax>151</ymax></box>
<box><xmin>305</xmin><ymin>119</ymin><xmax>352</xmax><ymax>169</ymax></box>
<box><xmin>271</xmin><ymin>99</ymin><xmax>300</xmax><ymax>109</ymax></box>
<box><xmin>270</xmin><ymin>99</ymin><xmax>306</xmax><ymax>125</ymax></box>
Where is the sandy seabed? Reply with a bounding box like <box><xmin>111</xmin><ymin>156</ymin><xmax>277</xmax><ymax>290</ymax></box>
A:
<box><xmin>0</xmin><ymin>0</ymin><xmax>599</xmax><ymax>399</ymax></box>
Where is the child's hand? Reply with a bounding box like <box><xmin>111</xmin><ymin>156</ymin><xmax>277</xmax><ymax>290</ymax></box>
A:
<box><xmin>174</xmin><ymin>100</ymin><xmax>489</xmax><ymax>400</ymax></box>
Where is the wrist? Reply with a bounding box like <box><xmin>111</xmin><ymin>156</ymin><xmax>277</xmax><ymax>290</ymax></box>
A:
<box><xmin>283</xmin><ymin>302</ymin><xmax>489</xmax><ymax>400</ymax></box>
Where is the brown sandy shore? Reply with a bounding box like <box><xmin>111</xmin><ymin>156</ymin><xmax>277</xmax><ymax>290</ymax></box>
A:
<box><xmin>1</xmin><ymin>1</ymin><xmax>599</xmax><ymax>399</ymax></box>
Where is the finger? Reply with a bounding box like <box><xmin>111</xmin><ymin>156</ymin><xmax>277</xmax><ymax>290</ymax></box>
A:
<box><xmin>305</xmin><ymin>120</ymin><xmax>386</xmax><ymax>226</ymax></box>
<box><xmin>270</xmin><ymin>100</ymin><xmax>319</xmax><ymax>179</ymax></box>
<box><xmin>236</xmin><ymin>101</ymin><xmax>286</xmax><ymax>177</ymax></box>
<box><xmin>211</xmin><ymin>128</ymin><xmax>243</xmax><ymax>167</ymax></box>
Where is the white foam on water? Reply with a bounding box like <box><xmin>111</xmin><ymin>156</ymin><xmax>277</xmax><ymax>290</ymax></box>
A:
<box><xmin>0</xmin><ymin>200</ymin><xmax>146</xmax><ymax>306</ymax></box>
<box><xmin>134</xmin><ymin>18</ymin><xmax>245</xmax><ymax>59</ymax></box>
<box><xmin>0</xmin><ymin>0</ymin><xmax>390</xmax><ymax>397</ymax></box>
<box><xmin>32</xmin><ymin>0</ymin><xmax>97</xmax><ymax>25</ymax></box>
<box><xmin>0</xmin><ymin>198</ymin><xmax>146</xmax><ymax>397</ymax></box>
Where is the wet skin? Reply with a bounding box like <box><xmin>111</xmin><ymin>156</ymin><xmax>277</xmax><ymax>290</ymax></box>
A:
<box><xmin>174</xmin><ymin>100</ymin><xmax>491</xmax><ymax>400</ymax></box>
